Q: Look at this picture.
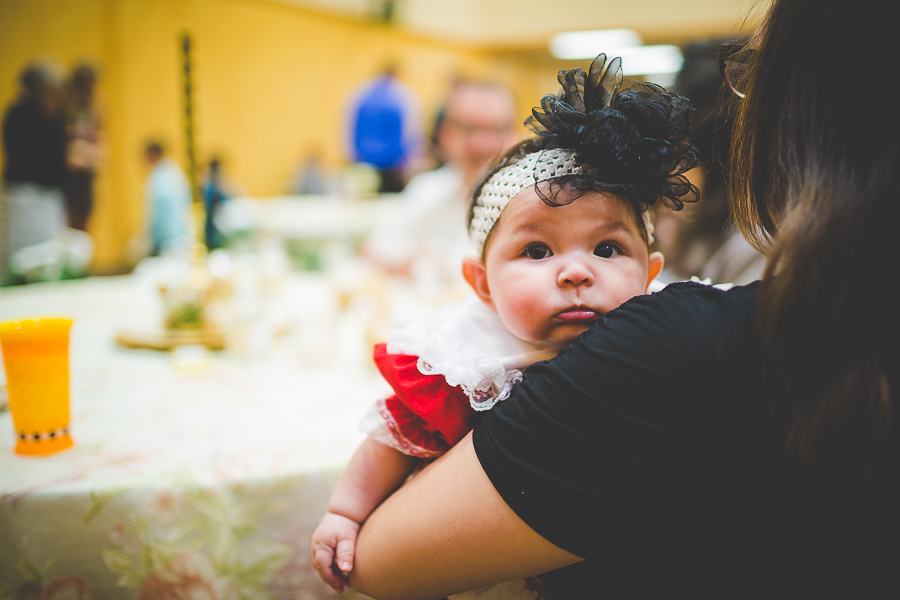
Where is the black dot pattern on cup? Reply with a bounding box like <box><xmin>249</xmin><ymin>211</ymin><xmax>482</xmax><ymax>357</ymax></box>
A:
<box><xmin>18</xmin><ymin>427</ymin><xmax>70</xmax><ymax>442</ymax></box>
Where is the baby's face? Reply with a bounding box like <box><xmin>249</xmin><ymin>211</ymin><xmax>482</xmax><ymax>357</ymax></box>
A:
<box><xmin>480</xmin><ymin>186</ymin><xmax>657</xmax><ymax>345</ymax></box>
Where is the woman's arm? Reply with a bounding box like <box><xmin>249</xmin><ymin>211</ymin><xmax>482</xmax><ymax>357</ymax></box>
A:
<box><xmin>350</xmin><ymin>431</ymin><xmax>582</xmax><ymax>600</ymax></box>
<box><xmin>328</xmin><ymin>436</ymin><xmax>420</xmax><ymax>523</ymax></box>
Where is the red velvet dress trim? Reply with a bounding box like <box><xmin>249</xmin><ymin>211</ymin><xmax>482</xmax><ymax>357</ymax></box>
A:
<box><xmin>372</xmin><ymin>343</ymin><xmax>481</xmax><ymax>456</ymax></box>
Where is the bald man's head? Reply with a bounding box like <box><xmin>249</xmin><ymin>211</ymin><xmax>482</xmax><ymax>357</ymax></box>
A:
<box><xmin>437</xmin><ymin>82</ymin><xmax>519</xmax><ymax>186</ymax></box>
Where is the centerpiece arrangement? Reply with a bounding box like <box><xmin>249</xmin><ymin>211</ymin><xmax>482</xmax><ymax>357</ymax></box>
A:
<box><xmin>116</xmin><ymin>34</ymin><xmax>227</xmax><ymax>351</ymax></box>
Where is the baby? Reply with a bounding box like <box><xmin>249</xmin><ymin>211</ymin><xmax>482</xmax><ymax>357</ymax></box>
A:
<box><xmin>311</xmin><ymin>54</ymin><xmax>698</xmax><ymax>597</ymax></box>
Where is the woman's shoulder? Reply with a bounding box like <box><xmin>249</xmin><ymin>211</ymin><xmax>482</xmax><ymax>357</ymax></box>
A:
<box><xmin>607</xmin><ymin>279</ymin><xmax>757</xmax><ymax>341</ymax></box>
<box><xmin>566</xmin><ymin>280</ymin><xmax>761</xmax><ymax>381</ymax></box>
<box><xmin>644</xmin><ymin>278</ymin><xmax>759</xmax><ymax>310</ymax></box>
<box><xmin>475</xmin><ymin>281</ymin><xmax>767</xmax><ymax>564</ymax></box>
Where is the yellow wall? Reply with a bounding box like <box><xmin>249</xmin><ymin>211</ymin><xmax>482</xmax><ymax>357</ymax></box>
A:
<box><xmin>1</xmin><ymin>0</ymin><xmax>524</xmax><ymax>273</ymax></box>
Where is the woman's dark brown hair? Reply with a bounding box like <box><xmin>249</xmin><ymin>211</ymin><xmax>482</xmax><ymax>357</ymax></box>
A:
<box><xmin>730</xmin><ymin>0</ymin><xmax>900</xmax><ymax>482</ymax></box>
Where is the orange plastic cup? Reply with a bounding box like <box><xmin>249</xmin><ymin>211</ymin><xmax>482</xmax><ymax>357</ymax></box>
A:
<box><xmin>0</xmin><ymin>318</ymin><xmax>74</xmax><ymax>456</ymax></box>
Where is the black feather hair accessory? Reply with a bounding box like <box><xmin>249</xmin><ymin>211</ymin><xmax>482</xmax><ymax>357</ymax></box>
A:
<box><xmin>526</xmin><ymin>54</ymin><xmax>700</xmax><ymax>210</ymax></box>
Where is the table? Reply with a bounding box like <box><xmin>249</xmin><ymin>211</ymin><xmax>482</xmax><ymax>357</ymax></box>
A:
<box><xmin>0</xmin><ymin>266</ymin><xmax>391</xmax><ymax>600</ymax></box>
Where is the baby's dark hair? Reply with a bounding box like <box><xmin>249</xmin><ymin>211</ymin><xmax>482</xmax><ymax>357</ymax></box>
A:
<box><xmin>469</xmin><ymin>54</ymin><xmax>700</xmax><ymax>255</ymax></box>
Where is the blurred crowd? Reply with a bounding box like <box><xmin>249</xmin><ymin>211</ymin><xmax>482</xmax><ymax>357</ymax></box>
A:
<box><xmin>1</xmin><ymin>61</ymin><xmax>98</xmax><ymax>286</ymax></box>
<box><xmin>2</xmin><ymin>38</ymin><xmax>765</xmax><ymax>291</ymax></box>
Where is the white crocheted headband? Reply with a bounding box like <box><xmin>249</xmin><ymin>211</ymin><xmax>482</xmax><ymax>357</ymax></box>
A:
<box><xmin>469</xmin><ymin>148</ymin><xmax>654</xmax><ymax>256</ymax></box>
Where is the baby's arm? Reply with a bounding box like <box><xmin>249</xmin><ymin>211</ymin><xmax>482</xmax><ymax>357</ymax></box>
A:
<box><xmin>312</xmin><ymin>436</ymin><xmax>420</xmax><ymax>592</ymax></box>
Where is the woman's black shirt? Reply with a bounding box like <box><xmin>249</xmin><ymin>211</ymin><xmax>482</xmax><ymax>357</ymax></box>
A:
<box><xmin>474</xmin><ymin>281</ymin><xmax>900</xmax><ymax>598</ymax></box>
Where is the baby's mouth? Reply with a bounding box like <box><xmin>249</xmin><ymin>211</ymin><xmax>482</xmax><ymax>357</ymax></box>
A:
<box><xmin>556</xmin><ymin>307</ymin><xmax>599</xmax><ymax>323</ymax></box>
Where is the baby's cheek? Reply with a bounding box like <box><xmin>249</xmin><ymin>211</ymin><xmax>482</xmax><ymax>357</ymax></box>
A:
<box><xmin>497</xmin><ymin>289</ymin><xmax>548</xmax><ymax>341</ymax></box>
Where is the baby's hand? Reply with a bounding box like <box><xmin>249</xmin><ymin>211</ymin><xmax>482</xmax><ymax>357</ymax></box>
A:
<box><xmin>311</xmin><ymin>512</ymin><xmax>361</xmax><ymax>593</ymax></box>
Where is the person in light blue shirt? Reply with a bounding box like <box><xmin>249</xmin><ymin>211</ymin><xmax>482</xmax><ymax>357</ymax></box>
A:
<box><xmin>144</xmin><ymin>142</ymin><xmax>190</xmax><ymax>256</ymax></box>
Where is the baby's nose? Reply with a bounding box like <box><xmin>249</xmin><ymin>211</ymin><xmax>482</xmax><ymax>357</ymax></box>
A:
<box><xmin>559</xmin><ymin>258</ymin><xmax>593</xmax><ymax>286</ymax></box>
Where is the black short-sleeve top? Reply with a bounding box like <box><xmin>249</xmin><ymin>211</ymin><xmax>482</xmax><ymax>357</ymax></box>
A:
<box><xmin>474</xmin><ymin>281</ymin><xmax>900</xmax><ymax>596</ymax></box>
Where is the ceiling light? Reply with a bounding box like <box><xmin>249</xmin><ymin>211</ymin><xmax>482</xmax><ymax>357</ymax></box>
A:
<box><xmin>550</xmin><ymin>29</ymin><xmax>643</xmax><ymax>60</ymax></box>
<box><xmin>610</xmin><ymin>45</ymin><xmax>684</xmax><ymax>76</ymax></box>
<box><xmin>550</xmin><ymin>29</ymin><xmax>683</xmax><ymax>78</ymax></box>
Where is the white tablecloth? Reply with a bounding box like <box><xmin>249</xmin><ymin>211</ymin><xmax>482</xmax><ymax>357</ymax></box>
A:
<box><xmin>0</xmin><ymin>270</ymin><xmax>390</xmax><ymax>600</ymax></box>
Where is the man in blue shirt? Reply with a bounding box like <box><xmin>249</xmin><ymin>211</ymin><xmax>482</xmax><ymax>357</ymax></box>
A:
<box><xmin>348</xmin><ymin>67</ymin><xmax>422</xmax><ymax>193</ymax></box>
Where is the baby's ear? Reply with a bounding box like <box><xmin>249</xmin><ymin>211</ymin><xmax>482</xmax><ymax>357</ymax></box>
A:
<box><xmin>462</xmin><ymin>255</ymin><xmax>496</xmax><ymax>312</ymax></box>
<box><xmin>646</xmin><ymin>252</ymin><xmax>664</xmax><ymax>291</ymax></box>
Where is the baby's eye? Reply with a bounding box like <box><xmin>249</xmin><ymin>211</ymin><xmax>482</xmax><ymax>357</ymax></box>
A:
<box><xmin>523</xmin><ymin>243</ymin><xmax>552</xmax><ymax>259</ymax></box>
<box><xmin>594</xmin><ymin>243</ymin><xmax>621</xmax><ymax>259</ymax></box>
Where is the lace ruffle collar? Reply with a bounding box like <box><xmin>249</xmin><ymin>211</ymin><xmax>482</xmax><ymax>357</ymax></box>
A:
<box><xmin>386</xmin><ymin>297</ymin><xmax>561</xmax><ymax>411</ymax></box>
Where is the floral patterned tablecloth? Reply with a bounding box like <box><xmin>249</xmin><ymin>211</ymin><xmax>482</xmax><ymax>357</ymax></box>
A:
<box><xmin>0</xmin><ymin>271</ymin><xmax>389</xmax><ymax>600</ymax></box>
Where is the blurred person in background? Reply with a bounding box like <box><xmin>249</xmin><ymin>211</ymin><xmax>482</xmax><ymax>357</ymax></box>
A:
<box><xmin>348</xmin><ymin>66</ymin><xmax>422</xmax><ymax>193</ymax></box>
<box><xmin>363</xmin><ymin>80</ymin><xmax>519</xmax><ymax>288</ymax></box>
<box><xmin>653</xmin><ymin>37</ymin><xmax>765</xmax><ymax>286</ymax></box>
<box><xmin>63</xmin><ymin>62</ymin><xmax>103</xmax><ymax>232</ymax></box>
<box><xmin>435</xmin><ymin>81</ymin><xmax>520</xmax><ymax>193</ymax></box>
<box><xmin>144</xmin><ymin>141</ymin><xmax>190</xmax><ymax>257</ymax></box>
<box><xmin>1</xmin><ymin>61</ymin><xmax>68</xmax><ymax>285</ymax></box>
<box><xmin>203</xmin><ymin>157</ymin><xmax>227</xmax><ymax>250</ymax></box>
<box><xmin>201</xmin><ymin>156</ymin><xmax>246</xmax><ymax>250</ymax></box>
